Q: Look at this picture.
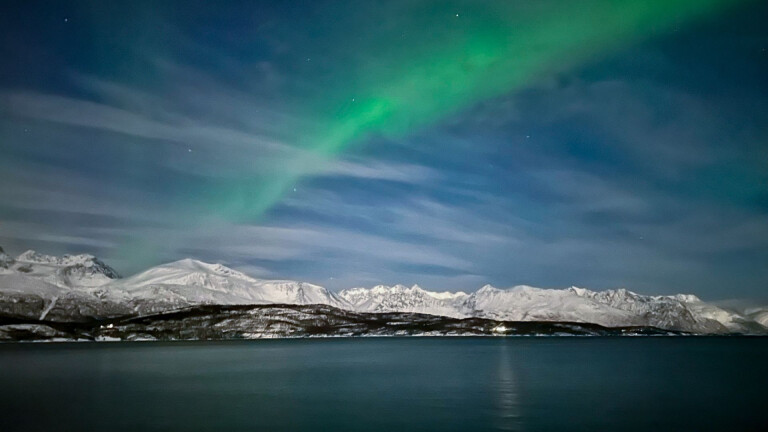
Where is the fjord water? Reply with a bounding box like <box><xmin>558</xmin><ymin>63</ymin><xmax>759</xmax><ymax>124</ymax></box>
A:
<box><xmin>0</xmin><ymin>338</ymin><xmax>765</xmax><ymax>431</ymax></box>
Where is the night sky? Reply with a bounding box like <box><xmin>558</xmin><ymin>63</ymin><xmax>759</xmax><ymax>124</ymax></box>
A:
<box><xmin>1</xmin><ymin>0</ymin><xmax>766</xmax><ymax>300</ymax></box>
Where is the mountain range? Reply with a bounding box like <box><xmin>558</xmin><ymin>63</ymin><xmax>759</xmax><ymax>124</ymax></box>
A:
<box><xmin>1</xmin><ymin>246</ymin><xmax>766</xmax><ymax>340</ymax></box>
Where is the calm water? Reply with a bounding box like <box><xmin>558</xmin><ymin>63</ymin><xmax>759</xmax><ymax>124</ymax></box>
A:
<box><xmin>0</xmin><ymin>337</ymin><xmax>766</xmax><ymax>431</ymax></box>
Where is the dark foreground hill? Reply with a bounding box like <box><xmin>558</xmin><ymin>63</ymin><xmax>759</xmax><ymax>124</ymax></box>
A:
<box><xmin>0</xmin><ymin>303</ymin><xmax>688</xmax><ymax>341</ymax></box>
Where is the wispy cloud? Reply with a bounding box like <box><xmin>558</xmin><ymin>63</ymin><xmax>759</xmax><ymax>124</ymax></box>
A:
<box><xmin>317</xmin><ymin>158</ymin><xmax>439</xmax><ymax>183</ymax></box>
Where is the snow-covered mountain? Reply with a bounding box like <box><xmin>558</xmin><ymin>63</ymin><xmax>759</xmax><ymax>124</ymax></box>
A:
<box><xmin>3</xmin><ymin>249</ymin><xmax>120</xmax><ymax>287</ymax></box>
<box><xmin>338</xmin><ymin>284</ymin><xmax>744</xmax><ymax>334</ymax></box>
<box><xmin>0</xmin><ymin>246</ymin><xmax>765</xmax><ymax>334</ymax></box>
<box><xmin>750</xmin><ymin>309</ymin><xmax>768</xmax><ymax>327</ymax></box>
<box><xmin>340</xmin><ymin>284</ymin><xmax>468</xmax><ymax>317</ymax></box>
<box><xmin>103</xmin><ymin>258</ymin><xmax>350</xmax><ymax>313</ymax></box>
<box><xmin>0</xmin><ymin>249</ymin><xmax>350</xmax><ymax>321</ymax></box>
<box><xmin>0</xmin><ymin>249</ymin><xmax>126</xmax><ymax>321</ymax></box>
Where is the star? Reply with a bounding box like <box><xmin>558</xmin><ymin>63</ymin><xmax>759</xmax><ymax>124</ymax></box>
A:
<box><xmin>64</xmin><ymin>18</ymin><xmax>68</xmax><ymax>22</ymax></box>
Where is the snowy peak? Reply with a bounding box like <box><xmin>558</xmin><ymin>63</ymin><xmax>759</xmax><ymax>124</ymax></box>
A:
<box><xmin>162</xmin><ymin>258</ymin><xmax>253</xmax><ymax>279</ymax></box>
<box><xmin>16</xmin><ymin>250</ymin><xmax>61</xmax><ymax>264</ymax></box>
<box><xmin>670</xmin><ymin>293</ymin><xmax>703</xmax><ymax>303</ymax></box>
<box><xmin>121</xmin><ymin>258</ymin><xmax>256</xmax><ymax>289</ymax></box>
<box><xmin>8</xmin><ymin>249</ymin><xmax>120</xmax><ymax>287</ymax></box>
<box><xmin>18</xmin><ymin>250</ymin><xmax>97</xmax><ymax>266</ymax></box>
<box><xmin>476</xmin><ymin>284</ymin><xmax>500</xmax><ymax>294</ymax></box>
<box><xmin>16</xmin><ymin>249</ymin><xmax>120</xmax><ymax>277</ymax></box>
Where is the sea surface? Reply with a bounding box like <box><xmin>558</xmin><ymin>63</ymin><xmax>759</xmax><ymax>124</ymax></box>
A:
<box><xmin>0</xmin><ymin>337</ymin><xmax>766</xmax><ymax>431</ymax></box>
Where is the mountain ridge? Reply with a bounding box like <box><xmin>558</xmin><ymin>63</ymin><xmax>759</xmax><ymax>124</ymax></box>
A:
<box><xmin>0</xmin><ymin>247</ymin><xmax>765</xmax><ymax>336</ymax></box>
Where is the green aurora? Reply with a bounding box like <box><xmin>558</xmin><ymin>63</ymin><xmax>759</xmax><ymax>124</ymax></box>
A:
<box><xmin>206</xmin><ymin>0</ymin><xmax>744</xmax><ymax>221</ymax></box>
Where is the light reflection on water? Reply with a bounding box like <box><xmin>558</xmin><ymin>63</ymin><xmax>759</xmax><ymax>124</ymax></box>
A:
<box><xmin>495</xmin><ymin>342</ymin><xmax>523</xmax><ymax>431</ymax></box>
